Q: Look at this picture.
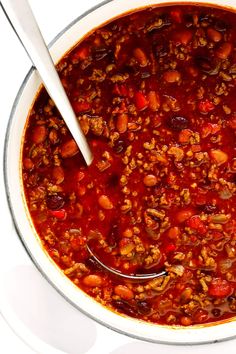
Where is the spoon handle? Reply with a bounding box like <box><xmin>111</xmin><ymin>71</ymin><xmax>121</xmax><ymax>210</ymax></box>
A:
<box><xmin>1</xmin><ymin>0</ymin><xmax>93</xmax><ymax>165</ymax></box>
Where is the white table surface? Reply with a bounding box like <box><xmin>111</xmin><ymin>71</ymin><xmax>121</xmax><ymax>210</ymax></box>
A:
<box><xmin>1</xmin><ymin>1</ymin><xmax>236</xmax><ymax>353</ymax></box>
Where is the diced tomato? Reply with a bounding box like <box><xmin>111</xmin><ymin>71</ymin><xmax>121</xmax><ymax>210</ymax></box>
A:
<box><xmin>49</xmin><ymin>209</ymin><xmax>67</xmax><ymax>220</ymax></box>
<box><xmin>178</xmin><ymin>129</ymin><xmax>192</xmax><ymax>144</ymax></box>
<box><xmin>72</xmin><ymin>101</ymin><xmax>91</xmax><ymax>114</ymax></box>
<box><xmin>134</xmin><ymin>92</ymin><xmax>148</xmax><ymax>111</ymax></box>
<box><xmin>187</xmin><ymin>215</ymin><xmax>207</xmax><ymax>234</ymax></box>
<box><xmin>195</xmin><ymin>194</ymin><xmax>207</xmax><ymax>206</ymax></box>
<box><xmin>201</xmin><ymin>123</ymin><xmax>220</xmax><ymax>138</ymax></box>
<box><xmin>208</xmin><ymin>278</ymin><xmax>233</xmax><ymax>298</ymax></box>
<box><xmin>164</xmin><ymin>243</ymin><xmax>177</xmax><ymax>253</ymax></box>
<box><xmin>228</xmin><ymin>117</ymin><xmax>236</xmax><ymax>129</ymax></box>
<box><xmin>198</xmin><ymin>100</ymin><xmax>215</xmax><ymax>114</ymax></box>
<box><xmin>72</xmin><ymin>46</ymin><xmax>90</xmax><ymax>61</ymax></box>
<box><xmin>170</xmin><ymin>9</ymin><xmax>182</xmax><ymax>23</ymax></box>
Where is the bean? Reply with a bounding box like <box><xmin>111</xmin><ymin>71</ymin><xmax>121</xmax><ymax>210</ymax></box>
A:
<box><xmin>32</xmin><ymin>125</ymin><xmax>47</xmax><ymax>144</ymax></box>
<box><xmin>207</xmin><ymin>28</ymin><xmax>222</xmax><ymax>42</ymax></box>
<box><xmin>137</xmin><ymin>301</ymin><xmax>151</xmax><ymax>315</ymax></box>
<box><xmin>122</xmin><ymin>228</ymin><xmax>133</xmax><ymax>238</ymax></box>
<box><xmin>163</xmin><ymin>70</ymin><xmax>181</xmax><ymax>83</ymax></box>
<box><xmin>176</xmin><ymin>209</ymin><xmax>194</xmax><ymax>223</ymax></box>
<box><xmin>61</xmin><ymin>139</ymin><xmax>78</xmax><ymax>158</ymax></box>
<box><xmin>23</xmin><ymin>157</ymin><xmax>34</xmax><ymax>170</ymax></box>
<box><xmin>143</xmin><ymin>174</ymin><xmax>158</xmax><ymax>187</ymax></box>
<box><xmin>114</xmin><ymin>285</ymin><xmax>134</xmax><ymax>300</ymax></box>
<box><xmin>83</xmin><ymin>274</ymin><xmax>102</xmax><ymax>287</ymax></box>
<box><xmin>203</xmin><ymin>204</ymin><xmax>217</xmax><ymax>214</ymax></box>
<box><xmin>212</xmin><ymin>308</ymin><xmax>221</xmax><ymax>317</ymax></box>
<box><xmin>168</xmin><ymin>116</ymin><xmax>189</xmax><ymax>131</ymax></box>
<box><xmin>98</xmin><ymin>194</ymin><xmax>114</xmax><ymax>209</ymax></box>
<box><xmin>52</xmin><ymin>166</ymin><xmax>64</xmax><ymax>184</ymax></box>
<box><xmin>210</xmin><ymin>149</ymin><xmax>228</xmax><ymax>166</ymax></box>
<box><xmin>117</xmin><ymin>113</ymin><xmax>128</xmax><ymax>133</ymax></box>
<box><xmin>46</xmin><ymin>194</ymin><xmax>65</xmax><ymax>210</ymax></box>
<box><xmin>167</xmin><ymin>226</ymin><xmax>180</xmax><ymax>239</ymax></box>
<box><xmin>180</xmin><ymin>316</ymin><xmax>193</xmax><ymax>326</ymax></box>
<box><xmin>173</xmin><ymin>29</ymin><xmax>192</xmax><ymax>45</ymax></box>
<box><xmin>148</xmin><ymin>91</ymin><xmax>160</xmax><ymax>111</ymax></box>
<box><xmin>112</xmin><ymin>300</ymin><xmax>136</xmax><ymax>316</ymax></box>
<box><xmin>133</xmin><ymin>48</ymin><xmax>148</xmax><ymax>67</ymax></box>
<box><xmin>216</xmin><ymin>42</ymin><xmax>232</xmax><ymax>60</ymax></box>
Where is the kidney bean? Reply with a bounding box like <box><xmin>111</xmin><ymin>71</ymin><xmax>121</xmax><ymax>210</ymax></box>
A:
<box><xmin>163</xmin><ymin>70</ymin><xmax>181</xmax><ymax>83</ymax></box>
<box><xmin>47</xmin><ymin>194</ymin><xmax>65</xmax><ymax>210</ymax></box>
<box><xmin>207</xmin><ymin>28</ymin><xmax>222</xmax><ymax>42</ymax></box>
<box><xmin>117</xmin><ymin>113</ymin><xmax>128</xmax><ymax>133</ymax></box>
<box><xmin>211</xmin><ymin>308</ymin><xmax>221</xmax><ymax>317</ymax></box>
<box><xmin>216</xmin><ymin>42</ymin><xmax>232</xmax><ymax>60</ymax></box>
<box><xmin>112</xmin><ymin>300</ymin><xmax>136</xmax><ymax>316</ymax></box>
<box><xmin>168</xmin><ymin>116</ymin><xmax>189</xmax><ymax>131</ymax></box>
<box><xmin>83</xmin><ymin>274</ymin><xmax>102</xmax><ymax>287</ymax></box>
<box><xmin>52</xmin><ymin>166</ymin><xmax>64</xmax><ymax>184</ymax></box>
<box><xmin>137</xmin><ymin>301</ymin><xmax>151</xmax><ymax>315</ymax></box>
<box><xmin>32</xmin><ymin>125</ymin><xmax>47</xmax><ymax>144</ymax></box>
<box><xmin>114</xmin><ymin>285</ymin><xmax>134</xmax><ymax>300</ymax></box>
<box><xmin>203</xmin><ymin>204</ymin><xmax>217</xmax><ymax>214</ymax></box>
<box><xmin>61</xmin><ymin>139</ymin><xmax>79</xmax><ymax>158</ymax></box>
<box><xmin>98</xmin><ymin>195</ymin><xmax>114</xmax><ymax>209</ymax></box>
<box><xmin>143</xmin><ymin>174</ymin><xmax>158</xmax><ymax>187</ymax></box>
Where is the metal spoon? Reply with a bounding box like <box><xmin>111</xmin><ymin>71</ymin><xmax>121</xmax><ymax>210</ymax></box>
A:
<box><xmin>86</xmin><ymin>244</ymin><xmax>168</xmax><ymax>281</ymax></box>
<box><xmin>1</xmin><ymin>0</ymin><xmax>93</xmax><ymax>165</ymax></box>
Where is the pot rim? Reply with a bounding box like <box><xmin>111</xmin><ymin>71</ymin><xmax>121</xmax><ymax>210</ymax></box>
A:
<box><xmin>4</xmin><ymin>0</ymin><xmax>236</xmax><ymax>345</ymax></box>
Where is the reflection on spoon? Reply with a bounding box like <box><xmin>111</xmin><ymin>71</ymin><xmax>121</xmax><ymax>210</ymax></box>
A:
<box><xmin>86</xmin><ymin>244</ymin><xmax>168</xmax><ymax>281</ymax></box>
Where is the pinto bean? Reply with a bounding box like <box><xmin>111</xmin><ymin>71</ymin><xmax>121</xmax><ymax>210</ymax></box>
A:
<box><xmin>167</xmin><ymin>226</ymin><xmax>180</xmax><ymax>239</ymax></box>
<box><xmin>207</xmin><ymin>28</ymin><xmax>222</xmax><ymax>42</ymax></box>
<box><xmin>23</xmin><ymin>157</ymin><xmax>34</xmax><ymax>170</ymax></box>
<box><xmin>98</xmin><ymin>195</ymin><xmax>114</xmax><ymax>209</ymax></box>
<box><xmin>61</xmin><ymin>139</ymin><xmax>78</xmax><ymax>158</ymax></box>
<box><xmin>83</xmin><ymin>274</ymin><xmax>102</xmax><ymax>287</ymax></box>
<box><xmin>32</xmin><ymin>125</ymin><xmax>47</xmax><ymax>144</ymax></box>
<box><xmin>143</xmin><ymin>174</ymin><xmax>158</xmax><ymax>186</ymax></box>
<box><xmin>176</xmin><ymin>209</ymin><xmax>194</xmax><ymax>223</ymax></box>
<box><xmin>114</xmin><ymin>285</ymin><xmax>134</xmax><ymax>300</ymax></box>
<box><xmin>117</xmin><ymin>113</ymin><xmax>128</xmax><ymax>133</ymax></box>
<box><xmin>210</xmin><ymin>149</ymin><xmax>228</xmax><ymax>165</ymax></box>
<box><xmin>180</xmin><ymin>316</ymin><xmax>193</xmax><ymax>326</ymax></box>
<box><xmin>148</xmin><ymin>91</ymin><xmax>160</xmax><ymax>111</ymax></box>
<box><xmin>216</xmin><ymin>42</ymin><xmax>232</xmax><ymax>60</ymax></box>
<box><xmin>163</xmin><ymin>70</ymin><xmax>181</xmax><ymax>83</ymax></box>
<box><xmin>133</xmin><ymin>48</ymin><xmax>148</xmax><ymax>67</ymax></box>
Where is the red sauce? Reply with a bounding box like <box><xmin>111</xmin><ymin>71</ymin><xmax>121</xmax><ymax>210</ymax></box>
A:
<box><xmin>22</xmin><ymin>5</ymin><xmax>236</xmax><ymax>326</ymax></box>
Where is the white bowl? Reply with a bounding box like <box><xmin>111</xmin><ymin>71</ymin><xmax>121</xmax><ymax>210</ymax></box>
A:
<box><xmin>4</xmin><ymin>0</ymin><xmax>236</xmax><ymax>345</ymax></box>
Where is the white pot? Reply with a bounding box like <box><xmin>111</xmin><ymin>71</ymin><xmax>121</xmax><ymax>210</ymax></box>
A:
<box><xmin>4</xmin><ymin>0</ymin><xmax>236</xmax><ymax>345</ymax></box>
